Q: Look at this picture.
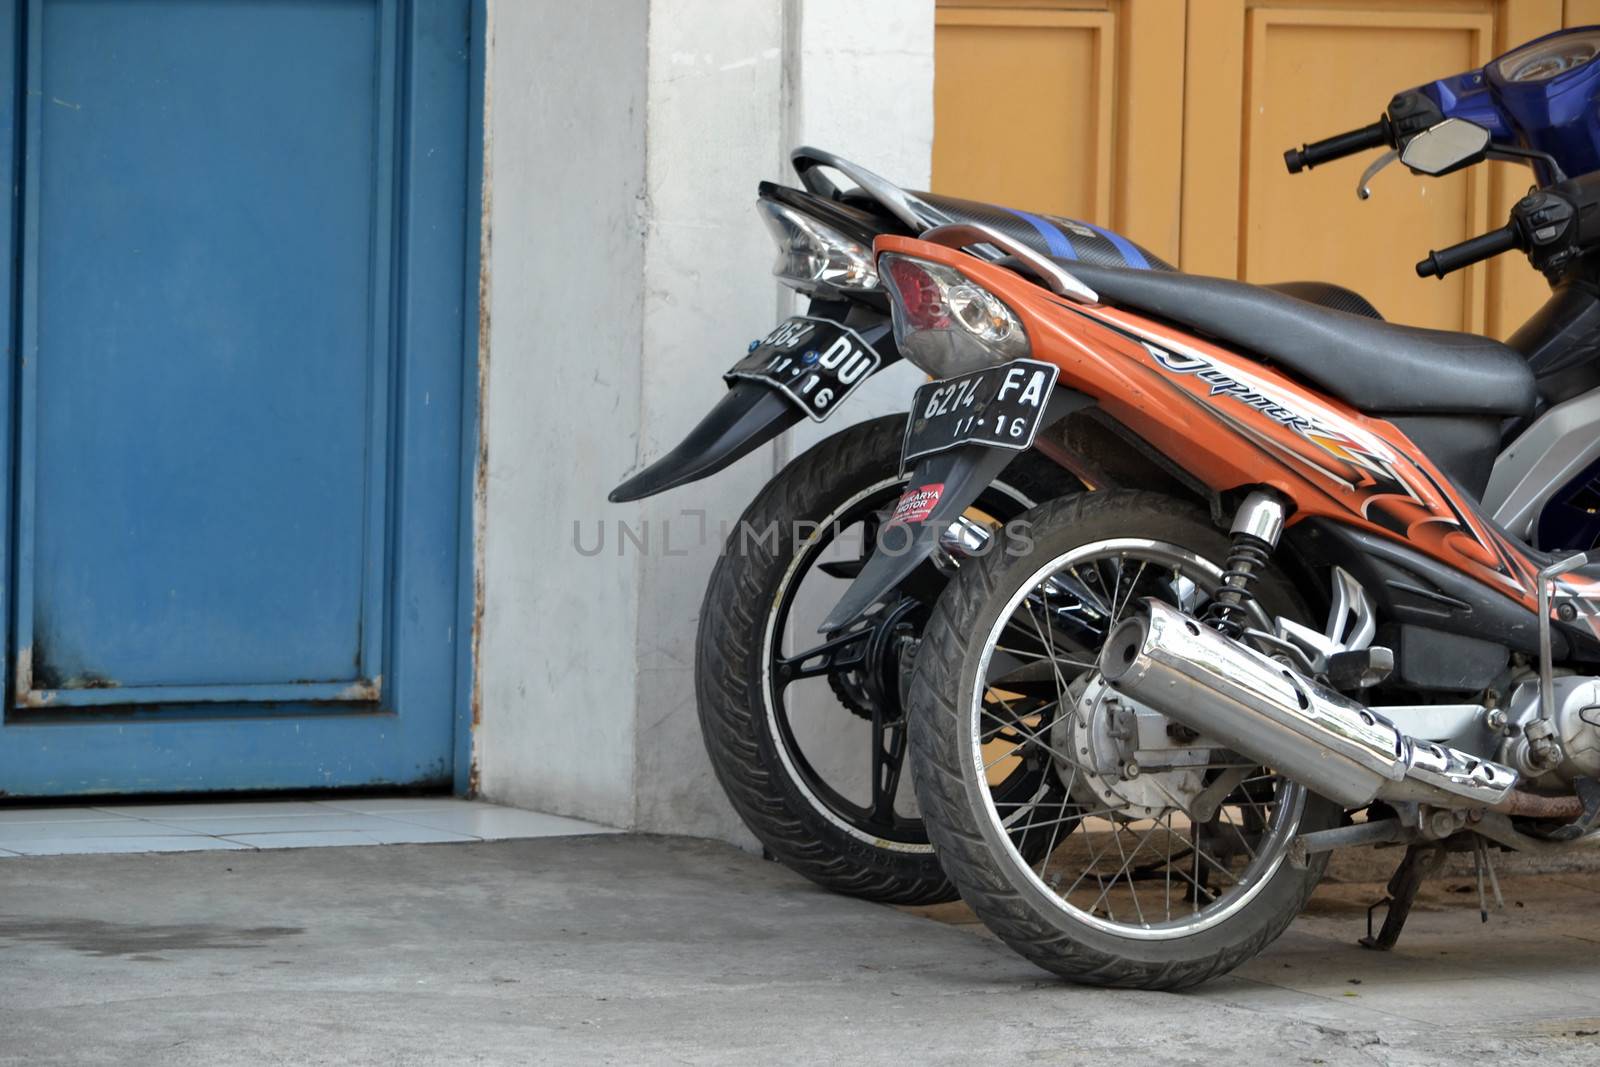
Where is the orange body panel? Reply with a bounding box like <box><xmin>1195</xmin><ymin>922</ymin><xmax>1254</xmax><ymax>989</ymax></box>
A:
<box><xmin>874</xmin><ymin>234</ymin><xmax>1600</xmax><ymax>626</ymax></box>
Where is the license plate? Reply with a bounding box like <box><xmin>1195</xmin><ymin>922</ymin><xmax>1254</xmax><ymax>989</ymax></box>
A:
<box><xmin>725</xmin><ymin>316</ymin><xmax>883</xmax><ymax>422</ymax></box>
<box><xmin>902</xmin><ymin>359</ymin><xmax>1060</xmax><ymax>466</ymax></box>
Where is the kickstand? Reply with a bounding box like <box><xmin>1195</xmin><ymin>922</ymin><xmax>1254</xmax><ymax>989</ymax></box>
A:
<box><xmin>1359</xmin><ymin>843</ymin><xmax>1448</xmax><ymax>951</ymax></box>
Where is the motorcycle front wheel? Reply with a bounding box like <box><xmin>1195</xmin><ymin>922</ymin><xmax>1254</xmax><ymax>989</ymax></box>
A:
<box><xmin>696</xmin><ymin>414</ymin><xmax>1081</xmax><ymax>905</ymax></box>
<box><xmin>907</xmin><ymin>490</ymin><xmax>1340</xmax><ymax>987</ymax></box>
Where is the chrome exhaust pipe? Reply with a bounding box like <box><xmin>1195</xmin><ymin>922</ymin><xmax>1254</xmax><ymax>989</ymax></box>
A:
<box><xmin>1099</xmin><ymin>600</ymin><xmax>1516</xmax><ymax>810</ymax></box>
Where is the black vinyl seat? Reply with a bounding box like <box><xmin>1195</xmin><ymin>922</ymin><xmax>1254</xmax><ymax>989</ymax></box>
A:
<box><xmin>1054</xmin><ymin>260</ymin><xmax>1537</xmax><ymax>418</ymax></box>
<box><xmin>1258</xmin><ymin>280</ymin><xmax>1383</xmax><ymax>321</ymax></box>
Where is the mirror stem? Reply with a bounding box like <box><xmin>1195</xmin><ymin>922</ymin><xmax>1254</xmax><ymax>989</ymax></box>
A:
<box><xmin>1489</xmin><ymin>143</ymin><xmax>1567</xmax><ymax>184</ymax></box>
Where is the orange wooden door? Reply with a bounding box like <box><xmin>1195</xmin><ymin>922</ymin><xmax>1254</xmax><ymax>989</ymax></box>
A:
<box><xmin>933</xmin><ymin>0</ymin><xmax>1186</xmax><ymax>263</ymax></box>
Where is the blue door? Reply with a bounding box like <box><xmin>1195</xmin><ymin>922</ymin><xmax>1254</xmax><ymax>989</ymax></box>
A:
<box><xmin>0</xmin><ymin>0</ymin><xmax>478</xmax><ymax>794</ymax></box>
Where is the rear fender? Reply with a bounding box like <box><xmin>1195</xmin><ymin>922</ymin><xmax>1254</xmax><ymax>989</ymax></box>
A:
<box><xmin>819</xmin><ymin>389</ymin><xmax>1092</xmax><ymax>632</ymax></box>
<box><xmin>608</xmin><ymin>384</ymin><xmax>800</xmax><ymax>503</ymax></box>
<box><xmin>610</xmin><ymin>316</ymin><xmax>901</xmax><ymax>503</ymax></box>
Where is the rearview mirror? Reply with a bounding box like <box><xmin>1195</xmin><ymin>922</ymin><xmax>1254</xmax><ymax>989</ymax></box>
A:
<box><xmin>1400</xmin><ymin>118</ymin><xmax>1491</xmax><ymax>177</ymax></box>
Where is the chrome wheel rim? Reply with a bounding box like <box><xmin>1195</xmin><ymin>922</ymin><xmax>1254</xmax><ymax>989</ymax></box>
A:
<box><xmin>965</xmin><ymin>538</ymin><xmax>1306</xmax><ymax>940</ymax></box>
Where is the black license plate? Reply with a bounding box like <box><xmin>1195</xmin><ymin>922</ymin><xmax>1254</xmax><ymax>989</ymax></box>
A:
<box><xmin>725</xmin><ymin>316</ymin><xmax>883</xmax><ymax>422</ymax></box>
<box><xmin>902</xmin><ymin>359</ymin><xmax>1060</xmax><ymax>466</ymax></box>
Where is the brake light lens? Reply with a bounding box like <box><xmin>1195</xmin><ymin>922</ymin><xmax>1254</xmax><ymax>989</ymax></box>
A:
<box><xmin>879</xmin><ymin>253</ymin><xmax>1030</xmax><ymax>377</ymax></box>
<box><xmin>884</xmin><ymin>255</ymin><xmax>950</xmax><ymax>330</ymax></box>
<box><xmin>757</xmin><ymin>199</ymin><xmax>878</xmax><ymax>294</ymax></box>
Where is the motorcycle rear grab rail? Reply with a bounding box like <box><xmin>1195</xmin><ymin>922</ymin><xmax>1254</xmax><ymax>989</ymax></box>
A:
<box><xmin>918</xmin><ymin>223</ymin><xmax>1099</xmax><ymax>304</ymax></box>
<box><xmin>789</xmin><ymin>145</ymin><xmax>950</xmax><ymax>231</ymax></box>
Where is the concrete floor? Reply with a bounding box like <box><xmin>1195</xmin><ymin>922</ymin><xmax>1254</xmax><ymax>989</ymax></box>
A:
<box><xmin>1</xmin><ymin>835</ymin><xmax>1598</xmax><ymax>1065</ymax></box>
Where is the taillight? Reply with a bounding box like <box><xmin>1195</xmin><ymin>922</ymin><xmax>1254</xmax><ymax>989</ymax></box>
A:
<box><xmin>757</xmin><ymin>199</ymin><xmax>878</xmax><ymax>294</ymax></box>
<box><xmin>883</xmin><ymin>256</ymin><xmax>950</xmax><ymax>330</ymax></box>
<box><xmin>878</xmin><ymin>253</ymin><xmax>1030</xmax><ymax>377</ymax></box>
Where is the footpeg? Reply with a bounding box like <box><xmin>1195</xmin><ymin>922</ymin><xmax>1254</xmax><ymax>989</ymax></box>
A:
<box><xmin>1327</xmin><ymin>646</ymin><xmax>1393</xmax><ymax>691</ymax></box>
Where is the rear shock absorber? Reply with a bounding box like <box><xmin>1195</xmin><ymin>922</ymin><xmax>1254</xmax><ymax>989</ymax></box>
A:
<box><xmin>1204</xmin><ymin>490</ymin><xmax>1287</xmax><ymax>637</ymax></box>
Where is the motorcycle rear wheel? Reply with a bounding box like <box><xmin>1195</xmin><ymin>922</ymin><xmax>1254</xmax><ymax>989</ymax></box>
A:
<box><xmin>696</xmin><ymin>414</ymin><xmax>1080</xmax><ymax>905</ymax></box>
<box><xmin>907</xmin><ymin>490</ymin><xmax>1339</xmax><ymax>986</ymax></box>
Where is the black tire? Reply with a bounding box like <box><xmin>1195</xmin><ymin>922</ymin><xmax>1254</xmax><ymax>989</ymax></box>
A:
<box><xmin>695</xmin><ymin>414</ymin><xmax>1080</xmax><ymax>905</ymax></box>
<box><xmin>908</xmin><ymin>490</ymin><xmax>1340</xmax><ymax>986</ymax></box>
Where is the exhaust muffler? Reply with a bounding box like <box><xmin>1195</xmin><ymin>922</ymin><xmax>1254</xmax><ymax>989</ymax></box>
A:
<box><xmin>1098</xmin><ymin>599</ymin><xmax>1516</xmax><ymax>809</ymax></box>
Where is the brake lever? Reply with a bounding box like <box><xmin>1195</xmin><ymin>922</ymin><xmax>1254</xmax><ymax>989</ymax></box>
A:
<box><xmin>1356</xmin><ymin>150</ymin><xmax>1398</xmax><ymax>200</ymax></box>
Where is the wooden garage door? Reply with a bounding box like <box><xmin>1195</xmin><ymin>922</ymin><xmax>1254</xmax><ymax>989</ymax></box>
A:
<box><xmin>934</xmin><ymin>0</ymin><xmax>1600</xmax><ymax>337</ymax></box>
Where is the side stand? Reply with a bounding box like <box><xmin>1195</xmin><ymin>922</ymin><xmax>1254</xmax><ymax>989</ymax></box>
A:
<box><xmin>1359</xmin><ymin>842</ymin><xmax>1448</xmax><ymax>951</ymax></box>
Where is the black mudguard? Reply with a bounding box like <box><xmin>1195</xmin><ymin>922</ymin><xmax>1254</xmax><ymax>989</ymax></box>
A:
<box><xmin>818</xmin><ymin>389</ymin><xmax>1091</xmax><ymax>632</ymax></box>
<box><xmin>608</xmin><ymin>383</ymin><xmax>802</xmax><ymax>503</ymax></box>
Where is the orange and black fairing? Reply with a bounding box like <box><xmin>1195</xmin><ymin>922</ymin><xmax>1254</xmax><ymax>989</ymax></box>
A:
<box><xmin>871</xmin><ymin>234</ymin><xmax>1600</xmax><ymax>636</ymax></box>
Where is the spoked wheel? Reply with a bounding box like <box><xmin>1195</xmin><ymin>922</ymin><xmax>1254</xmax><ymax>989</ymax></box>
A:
<box><xmin>909</xmin><ymin>490</ymin><xmax>1339</xmax><ymax>987</ymax></box>
<box><xmin>696</xmin><ymin>414</ymin><xmax>1080</xmax><ymax>904</ymax></box>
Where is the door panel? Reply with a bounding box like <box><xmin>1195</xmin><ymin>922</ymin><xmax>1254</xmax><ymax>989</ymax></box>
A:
<box><xmin>1238</xmin><ymin>7</ymin><xmax>1493</xmax><ymax>332</ymax></box>
<box><xmin>17</xmin><ymin>0</ymin><xmax>394</xmax><ymax>705</ymax></box>
<box><xmin>933</xmin><ymin>6</ymin><xmax>1114</xmax><ymax>222</ymax></box>
<box><xmin>0</xmin><ymin>0</ymin><xmax>476</xmax><ymax>794</ymax></box>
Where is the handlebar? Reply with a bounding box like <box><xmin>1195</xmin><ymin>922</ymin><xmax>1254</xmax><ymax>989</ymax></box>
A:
<box><xmin>1283</xmin><ymin>119</ymin><xmax>1389</xmax><ymax>174</ymax></box>
<box><xmin>1415</xmin><ymin>224</ymin><xmax>1520</xmax><ymax>279</ymax></box>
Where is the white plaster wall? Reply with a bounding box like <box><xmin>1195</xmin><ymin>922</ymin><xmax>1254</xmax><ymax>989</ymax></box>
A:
<box><xmin>476</xmin><ymin>0</ymin><xmax>936</xmax><ymax>842</ymax></box>
<box><xmin>629</xmin><ymin>0</ymin><xmax>788</xmax><ymax>841</ymax></box>
<box><xmin>474</xmin><ymin>0</ymin><xmax>649</xmax><ymax>827</ymax></box>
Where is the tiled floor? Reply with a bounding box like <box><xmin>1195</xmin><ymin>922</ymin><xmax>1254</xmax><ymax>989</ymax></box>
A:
<box><xmin>0</xmin><ymin>797</ymin><xmax>618</xmax><ymax>857</ymax></box>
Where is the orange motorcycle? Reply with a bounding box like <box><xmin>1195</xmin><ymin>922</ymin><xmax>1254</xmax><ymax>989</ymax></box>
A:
<box><xmin>822</xmin><ymin>118</ymin><xmax>1600</xmax><ymax>988</ymax></box>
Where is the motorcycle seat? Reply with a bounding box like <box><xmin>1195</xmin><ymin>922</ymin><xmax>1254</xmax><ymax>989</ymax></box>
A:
<box><xmin>1051</xmin><ymin>259</ymin><xmax>1537</xmax><ymax>418</ymax></box>
<box><xmin>1258</xmin><ymin>281</ymin><xmax>1383</xmax><ymax>321</ymax></box>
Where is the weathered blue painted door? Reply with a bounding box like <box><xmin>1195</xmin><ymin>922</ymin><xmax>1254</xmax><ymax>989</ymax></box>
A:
<box><xmin>0</xmin><ymin>0</ymin><xmax>478</xmax><ymax>794</ymax></box>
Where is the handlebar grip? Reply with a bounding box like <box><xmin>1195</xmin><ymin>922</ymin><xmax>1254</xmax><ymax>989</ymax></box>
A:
<box><xmin>1284</xmin><ymin>120</ymin><xmax>1389</xmax><ymax>174</ymax></box>
<box><xmin>1415</xmin><ymin>225</ymin><xmax>1520</xmax><ymax>279</ymax></box>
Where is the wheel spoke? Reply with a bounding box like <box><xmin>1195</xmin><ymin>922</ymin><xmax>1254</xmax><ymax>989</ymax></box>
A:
<box><xmin>1108</xmin><ymin>558</ymin><xmax>1148</xmax><ymax>631</ymax></box>
<box><xmin>868</xmin><ymin>713</ymin><xmax>908</xmax><ymax>822</ymax></box>
<box><xmin>1007</xmin><ymin>806</ymin><xmax>1087</xmax><ymax>837</ymax></box>
<box><xmin>774</xmin><ymin>629</ymin><xmax>870</xmax><ymax>690</ymax></box>
<box><xmin>1022</xmin><ymin>582</ymin><xmax>1074</xmax><ymax>707</ymax></box>
<box><xmin>1093</xmin><ymin>822</ymin><xmax>1155</xmax><ymax>925</ymax></box>
<box><xmin>1187</xmin><ymin>826</ymin><xmax>1242</xmax><ymax>887</ymax></box>
<box><xmin>987</xmin><ymin>652</ymin><xmax>1083</xmax><ymax>702</ymax></box>
<box><xmin>1034</xmin><ymin>794</ymin><xmax>1070</xmax><ymax>882</ymax></box>
<box><xmin>979</xmin><ymin>702</ymin><xmax>1076</xmax><ymax>769</ymax></box>
<box><xmin>1219</xmin><ymin>803</ymin><xmax>1258</xmax><ymax>862</ymax></box>
<box><xmin>1164</xmin><ymin>811</ymin><xmax>1175</xmax><ymax>922</ymax></box>
<box><xmin>1066</xmin><ymin>563</ymin><xmax>1113</xmax><ymax>617</ymax></box>
<box><xmin>1060</xmin><ymin>822</ymin><xmax>1124</xmax><ymax>903</ymax></box>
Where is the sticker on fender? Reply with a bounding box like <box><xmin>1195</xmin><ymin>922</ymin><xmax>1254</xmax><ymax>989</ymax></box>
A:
<box><xmin>901</xmin><ymin>359</ymin><xmax>1060</xmax><ymax>467</ymax></box>
<box><xmin>889</xmin><ymin>483</ymin><xmax>945</xmax><ymax>525</ymax></box>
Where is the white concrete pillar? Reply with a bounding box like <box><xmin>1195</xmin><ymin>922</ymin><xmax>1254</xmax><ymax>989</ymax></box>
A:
<box><xmin>475</xmin><ymin>0</ymin><xmax>935</xmax><ymax>843</ymax></box>
<box><xmin>475</xmin><ymin>0</ymin><xmax>651</xmax><ymax>827</ymax></box>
